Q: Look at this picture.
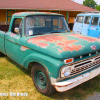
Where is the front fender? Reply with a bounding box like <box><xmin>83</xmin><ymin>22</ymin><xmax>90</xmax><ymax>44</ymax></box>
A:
<box><xmin>22</xmin><ymin>53</ymin><xmax>64</xmax><ymax>79</ymax></box>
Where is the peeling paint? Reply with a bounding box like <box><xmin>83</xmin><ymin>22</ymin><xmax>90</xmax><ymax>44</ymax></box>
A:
<box><xmin>11</xmin><ymin>33</ymin><xmax>16</xmax><ymax>37</ymax></box>
<box><xmin>70</xmin><ymin>34</ymin><xmax>100</xmax><ymax>42</ymax></box>
<box><xmin>27</xmin><ymin>12</ymin><xmax>35</xmax><ymax>14</ymax></box>
<box><xmin>56</xmin><ymin>40</ymin><xmax>82</xmax><ymax>52</ymax></box>
<box><xmin>14</xmin><ymin>12</ymin><xmax>23</xmax><ymax>15</ymax></box>
<box><xmin>27</xmin><ymin>38</ymin><xmax>49</xmax><ymax>48</ymax></box>
<box><xmin>11</xmin><ymin>33</ymin><xmax>19</xmax><ymax>39</ymax></box>
<box><xmin>27</xmin><ymin>34</ymin><xmax>82</xmax><ymax>52</ymax></box>
<box><xmin>20</xmin><ymin>46</ymin><xmax>29</xmax><ymax>51</ymax></box>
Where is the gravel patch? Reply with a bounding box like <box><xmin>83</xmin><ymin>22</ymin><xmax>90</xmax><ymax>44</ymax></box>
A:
<box><xmin>86</xmin><ymin>92</ymin><xmax>100</xmax><ymax>100</ymax></box>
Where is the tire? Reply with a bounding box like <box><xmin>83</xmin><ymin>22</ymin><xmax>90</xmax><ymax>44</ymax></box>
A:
<box><xmin>31</xmin><ymin>64</ymin><xmax>55</xmax><ymax>95</ymax></box>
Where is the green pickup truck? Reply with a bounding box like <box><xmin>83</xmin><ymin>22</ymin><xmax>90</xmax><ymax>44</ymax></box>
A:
<box><xmin>0</xmin><ymin>12</ymin><xmax>100</xmax><ymax>95</ymax></box>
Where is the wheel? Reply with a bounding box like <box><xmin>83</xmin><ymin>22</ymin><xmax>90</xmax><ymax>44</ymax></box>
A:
<box><xmin>31</xmin><ymin>64</ymin><xmax>55</xmax><ymax>95</ymax></box>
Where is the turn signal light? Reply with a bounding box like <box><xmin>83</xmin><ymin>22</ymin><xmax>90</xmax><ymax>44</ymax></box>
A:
<box><xmin>64</xmin><ymin>58</ymin><xmax>74</xmax><ymax>64</ymax></box>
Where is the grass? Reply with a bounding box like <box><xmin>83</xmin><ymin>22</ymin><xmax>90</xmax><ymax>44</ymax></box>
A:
<box><xmin>0</xmin><ymin>56</ymin><xmax>100</xmax><ymax>100</ymax></box>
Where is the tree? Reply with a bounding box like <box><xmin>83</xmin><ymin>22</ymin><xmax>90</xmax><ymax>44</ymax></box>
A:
<box><xmin>83</xmin><ymin>0</ymin><xmax>97</xmax><ymax>9</ymax></box>
<box><xmin>95</xmin><ymin>5</ymin><xmax>100</xmax><ymax>11</ymax></box>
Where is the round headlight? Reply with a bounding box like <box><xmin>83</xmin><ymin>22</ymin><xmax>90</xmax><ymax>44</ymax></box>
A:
<box><xmin>64</xmin><ymin>71</ymin><xmax>71</xmax><ymax>77</ymax></box>
<box><xmin>61</xmin><ymin>66</ymin><xmax>71</xmax><ymax>77</ymax></box>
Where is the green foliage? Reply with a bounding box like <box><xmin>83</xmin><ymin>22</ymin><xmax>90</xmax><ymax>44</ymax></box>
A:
<box><xmin>95</xmin><ymin>5</ymin><xmax>100</xmax><ymax>11</ymax></box>
<box><xmin>83</xmin><ymin>0</ymin><xmax>97</xmax><ymax>9</ymax></box>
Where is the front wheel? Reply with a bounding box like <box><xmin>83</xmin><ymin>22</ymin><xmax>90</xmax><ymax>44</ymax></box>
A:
<box><xmin>31</xmin><ymin>64</ymin><xmax>55</xmax><ymax>95</ymax></box>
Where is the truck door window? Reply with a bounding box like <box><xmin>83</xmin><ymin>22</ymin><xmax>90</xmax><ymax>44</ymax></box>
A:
<box><xmin>76</xmin><ymin>16</ymin><xmax>84</xmax><ymax>23</ymax></box>
<box><xmin>91</xmin><ymin>17</ymin><xmax>99</xmax><ymax>26</ymax></box>
<box><xmin>12</xmin><ymin>18</ymin><xmax>23</xmax><ymax>35</ymax></box>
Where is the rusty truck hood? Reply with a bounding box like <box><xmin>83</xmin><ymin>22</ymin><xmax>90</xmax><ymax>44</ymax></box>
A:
<box><xmin>26</xmin><ymin>33</ymin><xmax>100</xmax><ymax>59</ymax></box>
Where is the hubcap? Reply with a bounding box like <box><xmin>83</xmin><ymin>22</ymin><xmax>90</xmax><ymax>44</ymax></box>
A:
<box><xmin>35</xmin><ymin>69</ymin><xmax>47</xmax><ymax>89</ymax></box>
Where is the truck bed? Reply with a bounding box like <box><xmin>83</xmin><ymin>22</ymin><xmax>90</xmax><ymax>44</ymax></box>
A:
<box><xmin>0</xmin><ymin>25</ymin><xmax>9</xmax><ymax>32</ymax></box>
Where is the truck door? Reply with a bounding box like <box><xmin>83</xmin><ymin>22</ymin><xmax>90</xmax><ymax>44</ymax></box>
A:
<box><xmin>5</xmin><ymin>18</ymin><xmax>23</xmax><ymax>64</ymax></box>
<box><xmin>88</xmin><ymin>16</ymin><xmax>99</xmax><ymax>38</ymax></box>
<box><xmin>81</xmin><ymin>16</ymin><xmax>91</xmax><ymax>36</ymax></box>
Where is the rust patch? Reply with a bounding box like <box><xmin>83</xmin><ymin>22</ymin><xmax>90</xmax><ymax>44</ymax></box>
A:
<box><xmin>20</xmin><ymin>46</ymin><xmax>29</xmax><ymax>51</ymax></box>
<box><xmin>27</xmin><ymin>34</ymin><xmax>82</xmax><ymax>52</ymax></box>
<box><xmin>11</xmin><ymin>33</ymin><xmax>16</xmax><ymax>37</ymax></box>
<box><xmin>11</xmin><ymin>33</ymin><xmax>19</xmax><ymax>39</ymax></box>
<box><xmin>27</xmin><ymin>12</ymin><xmax>34</xmax><ymax>14</ymax></box>
<box><xmin>27</xmin><ymin>34</ymin><xmax>61</xmax><ymax>48</ymax></box>
<box><xmin>14</xmin><ymin>12</ymin><xmax>23</xmax><ymax>15</ymax></box>
<box><xmin>70</xmin><ymin>34</ymin><xmax>100</xmax><ymax>42</ymax></box>
<box><xmin>43</xmin><ymin>12</ymin><xmax>56</xmax><ymax>14</ymax></box>
<box><xmin>57</xmin><ymin>40</ymin><xmax>82</xmax><ymax>52</ymax></box>
<box><xmin>54</xmin><ymin>82</ymin><xmax>74</xmax><ymax>87</ymax></box>
<box><xmin>27</xmin><ymin>38</ymin><xmax>49</xmax><ymax>48</ymax></box>
<box><xmin>58</xmin><ymin>45</ymin><xmax>82</xmax><ymax>53</ymax></box>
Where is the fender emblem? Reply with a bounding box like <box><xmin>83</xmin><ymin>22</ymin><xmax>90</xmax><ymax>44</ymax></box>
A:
<box><xmin>20</xmin><ymin>46</ymin><xmax>29</xmax><ymax>51</ymax></box>
<box><xmin>91</xmin><ymin>45</ymin><xmax>96</xmax><ymax>50</ymax></box>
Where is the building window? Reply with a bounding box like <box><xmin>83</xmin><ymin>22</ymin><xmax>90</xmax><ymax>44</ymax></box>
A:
<box><xmin>6</xmin><ymin>10</ymin><xmax>15</xmax><ymax>24</ymax></box>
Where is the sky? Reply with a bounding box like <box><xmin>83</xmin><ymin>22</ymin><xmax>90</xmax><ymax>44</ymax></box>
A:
<box><xmin>74</xmin><ymin>0</ymin><xmax>100</xmax><ymax>5</ymax></box>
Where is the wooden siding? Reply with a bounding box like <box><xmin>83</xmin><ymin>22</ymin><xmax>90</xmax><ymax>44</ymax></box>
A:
<box><xmin>0</xmin><ymin>10</ymin><xmax>6</xmax><ymax>25</ymax></box>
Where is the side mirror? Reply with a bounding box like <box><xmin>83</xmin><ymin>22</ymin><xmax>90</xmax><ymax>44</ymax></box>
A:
<box><xmin>14</xmin><ymin>27</ymin><xmax>19</xmax><ymax>34</ymax></box>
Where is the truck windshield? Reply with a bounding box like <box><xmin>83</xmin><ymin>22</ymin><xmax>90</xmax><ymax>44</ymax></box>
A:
<box><xmin>25</xmin><ymin>15</ymin><xmax>69</xmax><ymax>36</ymax></box>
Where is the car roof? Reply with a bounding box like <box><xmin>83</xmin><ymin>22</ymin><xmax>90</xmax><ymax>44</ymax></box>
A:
<box><xmin>77</xmin><ymin>13</ymin><xmax>100</xmax><ymax>16</ymax></box>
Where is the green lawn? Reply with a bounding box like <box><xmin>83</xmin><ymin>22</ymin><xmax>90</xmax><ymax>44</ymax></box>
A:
<box><xmin>0</xmin><ymin>56</ymin><xmax>100</xmax><ymax>100</ymax></box>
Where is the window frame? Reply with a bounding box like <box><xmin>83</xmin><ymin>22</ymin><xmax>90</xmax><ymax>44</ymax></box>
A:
<box><xmin>6</xmin><ymin>10</ymin><xmax>15</xmax><ymax>23</ymax></box>
<box><xmin>91</xmin><ymin>17</ymin><xmax>99</xmax><ymax>26</ymax></box>
<box><xmin>84</xmin><ymin>16</ymin><xmax>91</xmax><ymax>24</ymax></box>
<box><xmin>11</xmin><ymin>18</ymin><xmax>23</xmax><ymax>35</ymax></box>
<box><xmin>76</xmin><ymin>16</ymin><xmax>84</xmax><ymax>23</ymax></box>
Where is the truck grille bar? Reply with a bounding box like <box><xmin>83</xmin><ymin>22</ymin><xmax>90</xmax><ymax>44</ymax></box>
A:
<box><xmin>67</xmin><ymin>54</ymin><xmax>100</xmax><ymax>78</ymax></box>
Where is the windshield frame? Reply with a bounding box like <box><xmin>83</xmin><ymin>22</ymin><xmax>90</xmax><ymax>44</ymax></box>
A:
<box><xmin>25</xmin><ymin>15</ymin><xmax>70</xmax><ymax>36</ymax></box>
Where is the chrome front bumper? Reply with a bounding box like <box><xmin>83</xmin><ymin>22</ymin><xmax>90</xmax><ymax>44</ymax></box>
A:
<box><xmin>54</xmin><ymin>67</ymin><xmax>100</xmax><ymax>92</ymax></box>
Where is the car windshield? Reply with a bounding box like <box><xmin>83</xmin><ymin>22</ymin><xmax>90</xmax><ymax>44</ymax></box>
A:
<box><xmin>25</xmin><ymin>15</ymin><xmax>69</xmax><ymax>36</ymax></box>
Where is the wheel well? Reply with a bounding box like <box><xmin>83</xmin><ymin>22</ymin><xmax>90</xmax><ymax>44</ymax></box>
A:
<box><xmin>28</xmin><ymin>62</ymin><xmax>46</xmax><ymax>72</ymax></box>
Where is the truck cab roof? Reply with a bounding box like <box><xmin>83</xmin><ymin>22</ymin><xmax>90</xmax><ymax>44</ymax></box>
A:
<box><xmin>12</xmin><ymin>12</ymin><xmax>64</xmax><ymax>17</ymax></box>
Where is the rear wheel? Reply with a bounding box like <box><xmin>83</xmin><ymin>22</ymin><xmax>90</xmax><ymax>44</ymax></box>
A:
<box><xmin>31</xmin><ymin>64</ymin><xmax>55</xmax><ymax>95</ymax></box>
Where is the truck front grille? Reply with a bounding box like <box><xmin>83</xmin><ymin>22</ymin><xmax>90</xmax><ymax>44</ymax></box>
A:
<box><xmin>65</xmin><ymin>54</ymin><xmax>100</xmax><ymax>78</ymax></box>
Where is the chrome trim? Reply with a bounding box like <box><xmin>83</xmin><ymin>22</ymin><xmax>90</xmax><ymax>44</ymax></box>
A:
<box><xmin>61</xmin><ymin>54</ymin><xmax>100</xmax><ymax>78</ymax></box>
